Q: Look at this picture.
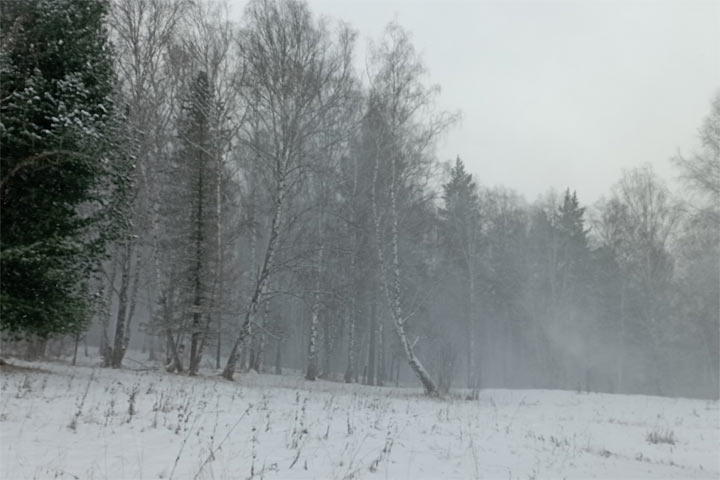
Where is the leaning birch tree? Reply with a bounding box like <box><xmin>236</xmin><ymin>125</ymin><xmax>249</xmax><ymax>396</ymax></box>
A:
<box><xmin>222</xmin><ymin>0</ymin><xmax>357</xmax><ymax>380</ymax></box>
<box><xmin>367</xmin><ymin>23</ymin><xmax>456</xmax><ymax>396</ymax></box>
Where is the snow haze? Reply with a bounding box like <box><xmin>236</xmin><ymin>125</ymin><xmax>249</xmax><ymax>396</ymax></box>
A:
<box><xmin>305</xmin><ymin>0</ymin><xmax>720</xmax><ymax>201</ymax></box>
<box><xmin>1</xmin><ymin>0</ymin><xmax>718</xmax><ymax>478</ymax></box>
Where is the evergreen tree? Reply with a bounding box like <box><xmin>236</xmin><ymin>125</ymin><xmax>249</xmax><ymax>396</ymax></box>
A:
<box><xmin>439</xmin><ymin>157</ymin><xmax>482</xmax><ymax>388</ymax></box>
<box><xmin>0</xmin><ymin>0</ymin><xmax>128</xmax><ymax>338</ymax></box>
<box><xmin>555</xmin><ymin>189</ymin><xmax>591</xmax><ymax>288</ymax></box>
<box><xmin>440</xmin><ymin>157</ymin><xmax>481</xmax><ymax>264</ymax></box>
<box><xmin>182</xmin><ymin>70</ymin><xmax>219</xmax><ymax>375</ymax></box>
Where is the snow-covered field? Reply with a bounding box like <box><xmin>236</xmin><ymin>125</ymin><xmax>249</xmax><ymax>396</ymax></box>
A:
<box><xmin>1</xmin><ymin>358</ymin><xmax>718</xmax><ymax>480</ymax></box>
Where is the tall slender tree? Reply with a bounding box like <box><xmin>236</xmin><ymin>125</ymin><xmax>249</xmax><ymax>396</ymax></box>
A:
<box><xmin>439</xmin><ymin>157</ymin><xmax>482</xmax><ymax>388</ymax></box>
<box><xmin>222</xmin><ymin>0</ymin><xmax>358</xmax><ymax>380</ymax></box>
<box><xmin>367</xmin><ymin>23</ymin><xmax>456</xmax><ymax>396</ymax></box>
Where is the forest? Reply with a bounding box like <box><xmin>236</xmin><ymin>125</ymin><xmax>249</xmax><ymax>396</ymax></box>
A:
<box><xmin>1</xmin><ymin>0</ymin><xmax>718</xmax><ymax>402</ymax></box>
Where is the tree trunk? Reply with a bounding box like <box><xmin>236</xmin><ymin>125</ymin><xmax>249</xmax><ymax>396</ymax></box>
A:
<box><xmin>321</xmin><ymin>311</ymin><xmax>332</xmax><ymax>379</ymax></box>
<box><xmin>160</xmin><ymin>288</ymin><xmax>184</xmax><ymax>373</ymax></box>
<box><xmin>166</xmin><ymin>327</ymin><xmax>184</xmax><ymax>373</ymax></box>
<box><xmin>215</xmin><ymin>142</ymin><xmax>224</xmax><ymax>371</ymax></box>
<box><xmin>191</xmin><ymin>313</ymin><xmax>216</xmax><ymax>375</ymax></box>
<box><xmin>189</xmin><ymin>157</ymin><xmax>206</xmax><ymax>375</ymax></box>
<box><xmin>371</xmin><ymin>150</ymin><xmax>438</xmax><ymax>396</ymax></box>
<box><xmin>616</xmin><ymin>284</ymin><xmax>625</xmax><ymax>393</ymax></box>
<box><xmin>274</xmin><ymin>336</ymin><xmax>282</xmax><ymax>375</ymax></box>
<box><xmin>306</xmin><ymin>206</ymin><xmax>325</xmax><ymax>381</ymax></box>
<box><xmin>111</xmin><ymin>239</ymin><xmax>134</xmax><ymax>368</ymax></box>
<box><xmin>100</xmin><ymin>247</ymin><xmax>120</xmax><ymax>366</ymax></box>
<box><xmin>243</xmin><ymin>320</ymin><xmax>253</xmax><ymax>371</ymax></box>
<box><xmin>124</xmin><ymin>245</ymin><xmax>143</xmax><ymax>356</ymax></box>
<box><xmin>344</xmin><ymin>263</ymin><xmax>357</xmax><ymax>383</ymax></box>
<box><xmin>252</xmin><ymin>299</ymin><xmax>268</xmax><ymax>372</ymax></box>
<box><xmin>306</xmin><ymin>304</ymin><xmax>319</xmax><ymax>380</ymax></box>
<box><xmin>25</xmin><ymin>337</ymin><xmax>47</xmax><ymax>360</ymax></box>
<box><xmin>467</xmin><ymin>270</ymin><xmax>477</xmax><ymax>388</ymax></box>
<box><xmin>148</xmin><ymin>332</ymin><xmax>157</xmax><ymax>362</ymax></box>
<box><xmin>72</xmin><ymin>332</ymin><xmax>80</xmax><ymax>366</ymax></box>
<box><xmin>377</xmin><ymin>320</ymin><xmax>386</xmax><ymax>386</ymax></box>
<box><xmin>395</xmin><ymin>358</ymin><xmax>400</xmax><ymax>387</ymax></box>
<box><xmin>223</xmin><ymin>176</ymin><xmax>286</xmax><ymax>380</ymax></box>
<box><xmin>366</xmin><ymin>301</ymin><xmax>376</xmax><ymax>386</ymax></box>
<box><xmin>216</xmin><ymin>314</ymin><xmax>222</xmax><ymax>369</ymax></box>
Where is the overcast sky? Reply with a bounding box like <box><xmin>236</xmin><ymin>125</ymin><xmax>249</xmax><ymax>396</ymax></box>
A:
<box><xmin>234</xmin><ymin>0</ymin><xmax>720</xmax><ymax>203</ymax></box>
<box><xmin>307</xmin><ymin>0</ymin><xmax>720</xmax><ymax>203</ymax></box>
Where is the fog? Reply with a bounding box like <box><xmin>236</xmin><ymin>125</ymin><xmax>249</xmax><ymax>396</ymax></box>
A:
<box><xmin>306</xmin><ymin>0</ymin><xmax>720</xmax><ymax>201</ymax></box>
<box><xmin>2</xmin><ymin>0</ymin><xmax>718</xmax><ymax>402</ymax></box>
<box><xmin>3</xmin><ymin>1</ymin><xmax>720</xmax><ymax>478</ymax></box>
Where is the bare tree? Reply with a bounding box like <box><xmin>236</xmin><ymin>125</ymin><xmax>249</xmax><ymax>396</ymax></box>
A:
<box><xmin>222</xmin><ymin>0</ymin><xmax>358</xmax><ymax>380</ymax></box>
<box><xmin>107</xmin><ymin>0</ymin><xmax>187</xmax><ymax>368</ymax></box>
<box><xmin>605</xmin><ymin>166</ymin><xmax>683</xmax><ymax>395</ymax></box>
<box><xmin>367</xmin><ymin>23</ymin><xmax>456</xmax><ymax>396</ymax></box>
<box><xmin>673</xmin><ymin>92</ymin><xmax>720</xmax><ymax>213</ymax></box>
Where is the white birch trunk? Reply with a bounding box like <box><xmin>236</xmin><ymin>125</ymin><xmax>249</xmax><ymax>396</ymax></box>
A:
<box><xmin>306</xmin><ymin>241</ymin><xmax>324</xmax><ymax>381</ymax></box>
<box><xmin>372</xmin><ymin>150</ymin><xmax>438</xmax><ymax>396</ymax></box>
<box><xmin>222</xmin><ymin>175</ymin><xmax>286</xmax><ymax>380</ymax></box>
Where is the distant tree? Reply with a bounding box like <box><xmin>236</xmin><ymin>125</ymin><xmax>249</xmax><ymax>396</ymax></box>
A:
<box><xmin>673</xmin><ymin>92</ymin><xmax>720</xmax><ymax>214</ymax></box>
<box><xmin>481</xmin><ymin>187</ymin><xmax>528</xmax><ymax>386</ymax></box>
<box><xmin>672</xmin><ymin>94</ymin><xmax>720</xmax><ymax>398</ymax></box>
<box><xmin>556</xmin><ymin>190</ymin><xmax>590</xmax><ymax>256</ymax></box>
<box><xmin>553</xmin><ymin>189</ymin><xmax>592</xmax><ymax>385</ymax></box>
<box><xmin>674</xmin><ymin>209</ymin><xmax>719</xmax><ymax>397</ymax></box>
<box><xmin>0</xmin><ymin>0</ymin><xmax>130</xmax><ymax>341</ymax></box>
<box><xmin>552</xmin><ymin>190</ymin><xmax>592</xmax><ymax>320</ymax></box>
<box><xmin>591</xmin><ymin>196</ymin><xmax>633</xmax><ymax>391</ymax></box>
<box><xmin>339</xmin><ymin>119</ymin><xmax>378</xmax><ymax>384</ymax></box>
<box><xmin>439</xmin><ymin>157</ymin><xmax>482</xmax><ymax>388</ymax></box>
<box><xmin>605</xmin><ymin>166</ymin><xmax>682</xmax><ymax>395</ymax></box>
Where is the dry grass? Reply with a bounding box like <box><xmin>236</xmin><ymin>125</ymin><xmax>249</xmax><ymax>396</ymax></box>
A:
<box><xmin>646</xmin><ymin>428</ymin><xmax>676</xmax><ymax>445</ymax></box>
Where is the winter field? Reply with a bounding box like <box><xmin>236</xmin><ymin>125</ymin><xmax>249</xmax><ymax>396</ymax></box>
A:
<box><xmin>1</xmin><ymin>356</ymin><xmax>718</xmax><ymax>480</ymax></box>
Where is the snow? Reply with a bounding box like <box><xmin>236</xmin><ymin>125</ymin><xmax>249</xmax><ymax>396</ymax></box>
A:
<box><xmin>1</xmin><ymin>356</ymin><xmax>718</xmax><ymax>480</ymax></box>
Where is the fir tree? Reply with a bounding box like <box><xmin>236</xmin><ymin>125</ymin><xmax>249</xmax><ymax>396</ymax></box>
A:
<box><xmin>0</xmin><ymin>0</ymin><xmax>129</xmax><ymax>338</ymax></box>
<box><xmin>440</xmin><ymin>157</ymin><xmax>481</xmax><ymax>263</ymax></box>
<box><xmin>555</xmin><ymin>189</ymin><xmax>591</xmax><ymax>285</ymax></box>
<box><xmin>182</xmin><ymin>70</ymin><xmax>218</xmax><ymax>375</ymax></box>
<box><xmin>439</xmin><ymin>156</ymin><xmax>483</xmax><ymax>387</ymax></box>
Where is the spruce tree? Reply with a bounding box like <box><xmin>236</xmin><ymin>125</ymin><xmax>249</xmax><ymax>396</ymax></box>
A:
<box><xmin>0</xmin><ymin>0</ymin><xmax>128</xmax><ymax>338</ymax></box>
<box><xmin>157</xmin><ymin>69</ymin><xmax>219</xmax><ymax>374</ymax></box>
<box><xmin>182</xmin><ymin>70</ymin><xmax>218</xmax><ymax>375</ymax></box>
<box><xmin>440</xmin><ymin>157</ymin><xmax>481</xmax><ymax>263</ymax></box>
<box><xmin>439</xmin><ymin>156</ymin><xmax>482</xmax><ymax>388</ymax></box>
<box><xmin>555</xmin><ymin>189</ymin><xmax>591</xmax><ymax>285</ymax></box>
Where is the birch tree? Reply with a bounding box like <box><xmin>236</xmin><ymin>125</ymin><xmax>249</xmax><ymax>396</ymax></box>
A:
<box><xmin>222</xmin><ymin>0</ymin><xmax>357</xmax><ymax>380</ymax></box>
<box><xmin>106</xmin><ymin>0</ymin><xmax>187</xmax><ymax>368</ymax></box>
<box><xmin>599</xmin><ymin>166</ymin><xmax>682</xmax><ymax>394</ymax></box>
<box><xmin>367</xmin><ymin>23</ymin><xmax>456</xmax><ymax>396</ymax></box>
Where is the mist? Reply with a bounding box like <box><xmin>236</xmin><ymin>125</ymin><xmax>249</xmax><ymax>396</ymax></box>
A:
<box><xmin>1</xmin><ymin>0</ymin><xmax>718</xmax><ymax>478</ymax></box>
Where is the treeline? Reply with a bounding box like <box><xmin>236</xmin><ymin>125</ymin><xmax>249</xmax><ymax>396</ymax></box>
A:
<box><xmin>1</xmin><ymin>0</ymin><xmax>717</xmax><ymax>399</ymax></box>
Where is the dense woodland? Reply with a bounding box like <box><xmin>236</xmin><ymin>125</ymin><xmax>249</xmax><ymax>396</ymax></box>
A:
<box><xmin>1</xmin><ymin>0</ymin><xmax>718</xmax><ymax>399</ymax></box>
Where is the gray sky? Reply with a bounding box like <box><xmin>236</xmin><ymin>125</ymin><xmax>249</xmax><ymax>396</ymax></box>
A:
<box><xmin>304</xmin><ymin>0</ymin><xmax>719</xmax><ymax>203</ymax></box>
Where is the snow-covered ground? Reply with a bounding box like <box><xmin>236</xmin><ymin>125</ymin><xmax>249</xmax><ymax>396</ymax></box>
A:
<box><xmin>1</xmin><ymin>357</ymin><xmax>718</xmax><ymax>480</ymax></box>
